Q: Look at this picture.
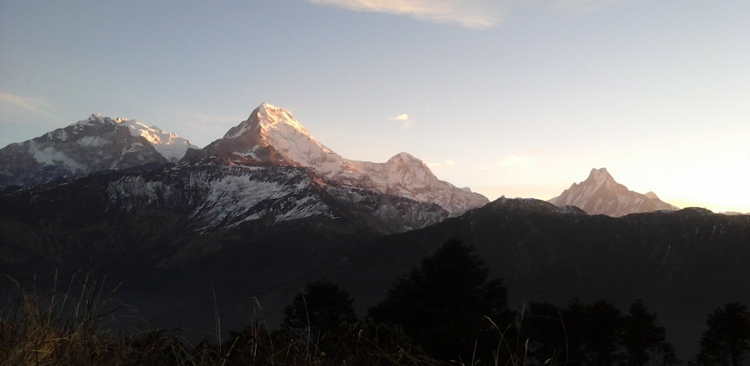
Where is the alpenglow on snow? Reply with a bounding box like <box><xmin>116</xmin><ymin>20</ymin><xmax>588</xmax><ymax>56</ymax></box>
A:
<box><xmin>0</xmin><ymin>114</ymin><xmax>197</xmax><ymax>187</ymax></box>
<box><xmin>191</xmin><ymin>103</ymin><xmax>489</xmax><ymax>215</ymax></box>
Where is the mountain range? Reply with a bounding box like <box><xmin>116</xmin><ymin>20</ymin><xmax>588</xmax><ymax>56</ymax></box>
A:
<box><xmin>0</xmin><ymin>103</ymin><xmax>685</xmax><ymax>218</ymax></box>
<box><xmin>1</xmin><ymin>103</ymin><xmax>747</xmax><ymax>358</ymax></box>
<box><xmin>1</xmin><ymin>103</ymin><xmax>487</xmax><ymax>218</ymax></box>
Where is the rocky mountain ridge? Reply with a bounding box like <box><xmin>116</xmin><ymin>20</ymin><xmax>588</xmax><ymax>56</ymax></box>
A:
<box><xmin>2</xmin><ymin>103</ymin><xmax>488</xmax><ymax>216</ymax></box>
<box><xmin>0</xmin><ymin>114</ymin><xmax>197</xmax><ymax>187</ymax></box>
<box><xmin>189</xmin><ymin>103</ymin><xmax>488</xmax><ymax>215</ymax></box>
<box><xmin>549</xmin><ymin>168</ymin><xmax>678</xmax><ymax>216</ymax></box>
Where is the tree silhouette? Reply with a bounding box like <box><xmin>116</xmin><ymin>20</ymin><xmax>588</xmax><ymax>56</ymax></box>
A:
<box><xmin>694</xmin><ymin>302</ymin><xmax>750</xmax><ymax>366</ymax></box>
<box><xmin>368</xmin><ymin>239</ymin><xmax>512</xmax><ymax>362</ymax></box>
<box><xmin>282</xmin><ymin>279</ymin><xmax>357</xmax><ymax>335</ymax></box>
<box><xmin>523</xmin><ymin>302</ymin><xmax>567</xmax><ymax>365</ymax></box>
<box><xmin>581</xmin><ymin>299</ymin><xmax>622</xmax><ymax>366</ymax></box>
<box><xmin>530</xmin><ymin>299</ymin><xmax>679</xmax><ymax>366</ymax></box>
<box><xmin>550</xmin><ymin>299</ymin><xmax>623</xmax><ymax>365</ymax></box>
<box><xmin>621</xmin><ymin>300</ymin><xmax>678</xmax><ymax>366</ymax></box>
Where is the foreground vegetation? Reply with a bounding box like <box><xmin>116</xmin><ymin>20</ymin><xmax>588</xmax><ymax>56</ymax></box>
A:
<box><xmin>2</xmin><ymin>240</ymin><xmax>749</xmax><ymax>365</ymax></box>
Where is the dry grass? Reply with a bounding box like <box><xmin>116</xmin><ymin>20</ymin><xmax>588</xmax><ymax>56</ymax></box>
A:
<box><xmin>0</xmin><ymin>275</ymin><xmax>445</xmax><ymax>365</ymax></box>
<box><xmin>0</xmin><ymin>275</ymin><xmax>553</xmax><ymax>366</ymax></box>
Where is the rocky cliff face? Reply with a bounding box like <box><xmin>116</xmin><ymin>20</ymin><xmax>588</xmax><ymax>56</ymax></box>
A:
<box><xmin>100</xmin><ymin>164</ymin><xmax>448</xmax><ymax>234</ymax></box>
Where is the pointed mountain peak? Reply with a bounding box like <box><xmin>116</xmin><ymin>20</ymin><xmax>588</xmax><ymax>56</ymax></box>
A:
<box><xmin>587</xmin><ymin>167</ymin><xmax>615</xmax><ymax>182</ymax></box>
<box><xmin>89</xmin><ymin>113</ymin><xmax>105</xmax><ymax>121</ymax></box>
<box><xmin>255</xmin><ymin>102</ymin><xmax>306</xmax><ymax>132</ymax></box>
<box><xmin>198</xmin><ymin>103</ymin><xmax>488</xmax><ymax>215</ymax></box>
<box><xmin>204</xmin><ymin>103</ymin><xmax>337</xmax><ymax>168</ymax></box>
<box><xmin>222</xmin><ymin>103</ymin><xmax>311</xmax><ymax>141</ymax></box>
<box><xmin>73</xmin><ymin>113</ymin><xmax>116</xmax><ymax>127</ymax></box>
<box><xmin>549</xmin><ymin>167</ymin><xmax>677</xmax><ymax>216</ymax></box>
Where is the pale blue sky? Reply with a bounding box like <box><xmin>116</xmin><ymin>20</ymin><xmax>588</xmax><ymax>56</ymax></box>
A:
<box><xmin>2</xmin><ymin>0</ymin><xmax>749</xmax><ymax>212</ymax></box>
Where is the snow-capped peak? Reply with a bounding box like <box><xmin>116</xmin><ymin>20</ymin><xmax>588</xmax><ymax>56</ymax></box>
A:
<box><xmin>119</xmin><ymin>119</ymin><xmax>198</xmax><ymax>161</ymax></box>
<box><xmin>387</xmin><ymin>152</ymin><xmax>422</xmax><ymax>165</ymax></box>
<box><xmin>217</xmin><ymin>103</ymin><xmax>341</xmax><ymax>170</ymax></box>
<box><xmin>224</xmin><ymin>102</ymin><xmax>309</xmax><ymax>140</ymax></box>
<box><xmin>383</xmin><ymin>152</ymin><xmax>439</xmax><ymax>190</ymax></box>
<box><xmin>72</xmin><ymin>114</ymin><xmax>197</xmax><ymax>161</ymax></box>
<box><xmin>201</xmin><ymin>103</ymin><xmax>488</xmax><ymax>215</ymax></box>
<box><xmin>70</xmin><ymin>113</ymin><xmax>114</xmax><ymax>127</ymax></box>
<box><xmin>0</xmin><ymin>113</ymin><xmax>201</xmax><ymax>188</ymax></box>
<box><xmin>256</xmin><ymin>102</ymin><xmax>308</xmax><ymax>135</ymax></box>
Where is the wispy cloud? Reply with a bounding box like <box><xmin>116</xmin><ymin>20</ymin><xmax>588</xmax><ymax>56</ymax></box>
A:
<box><xmin>388</xmin><ymin>113</ymin><xmax>412</xmax><ymax>127</ymax></box>
<box><xmin>307</xmin><ymin>0</ymin><xmax>506</xmax><ymax>28</ymax></box>
<box><xmin>306</xmin><ymin>0</ymin><xmax>628</xmax><ymax>28</ymax></box>
<box><xmin>0</xmin><ymin>92</ymin><xmax>57</xmax><ymax>118</ymax></box>
<box><xmin>389</xmin><ymin>113</ymin><xmax>409</xmax><ymax>121</ymax></box>
<box><xmin>497</xmin><ymin>155</ymin><xmax>536</xmax><ymax>168</ymax></box>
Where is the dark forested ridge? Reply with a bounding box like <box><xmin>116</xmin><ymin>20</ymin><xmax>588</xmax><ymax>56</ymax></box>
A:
<box><xmin>340</xmin><ymin>198</ymin><xmax>750</xmax><ymax>357</ymax></box>
<box><xmin>1</xmin><ymin>174</ymin><xmax>749</xmax><ymax>359</ymax></box>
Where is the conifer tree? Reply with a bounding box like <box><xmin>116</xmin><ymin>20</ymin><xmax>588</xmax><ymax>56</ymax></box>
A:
<box><xmin>695</xmin><ymin>302</ymin><xmax>750</xmax><ymax>366</ymax></box>
<box><xmin>368</xmin><ymin>239</ymin><xmax>512</xmax><ymax>362</ymax></box>
<box><xmin>621</xmin><ymin>300</ymin><xmax>677</xmax><ymax>366</ymax></box>
<box><xmin>282</xmin><ymin>279</ymin><xmax>357</xmax><ymax>335</ymax></box>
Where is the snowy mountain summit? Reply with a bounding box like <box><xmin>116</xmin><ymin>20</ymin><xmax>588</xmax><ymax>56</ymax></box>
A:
<box><xmin>196</xmin><ymin>103</ymin><xmax>488</xmax><ymax>215</ymax></box>
<box><xmin>548</xmin><ymin>168</ymin><xmax>678</xmax><ymax>217</ymax></box>
<box><xmin>0</xmin><ymin>114</ymin><xmax>197</xmax><ymax>187</ymax></box>
<box><xmin>202</xmin><ymin>103</ymin><xmax>346</xmax><ymax>169</ymax></box>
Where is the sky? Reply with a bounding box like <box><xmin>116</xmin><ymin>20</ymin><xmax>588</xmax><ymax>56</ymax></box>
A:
<box><xmin>1</xmin><ymin>0</ymin><xmax>749</xmax><ymax>213</ymax></box>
